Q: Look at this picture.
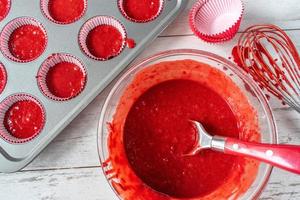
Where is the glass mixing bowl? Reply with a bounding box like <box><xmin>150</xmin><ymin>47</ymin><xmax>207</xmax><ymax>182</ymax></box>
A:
<box><xmin>98</xmin><ymin>49</ymin><xmax>277</xmax><ymax>200</ymax></box>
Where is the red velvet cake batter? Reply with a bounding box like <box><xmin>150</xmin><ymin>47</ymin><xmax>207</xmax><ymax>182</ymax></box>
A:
<box><xmin>0</xmin><ymin>0</ymin><xmax>9</xmax><ymax>21</ymax></box>
<box><xmin>0</xmin><ymin>66</ymin><xmax>6</xmax><ymax>94</ymax></box>
<box><xmin>48</xmin><ymin>0</ymin><xmax>85</xmax><ymax>23</ymax></box>
<box><xmin>105</xmin><ymin>60</ymin><xmax>260</xmax><ymax>200</ymax></box>
<box><xmin>8</xmin><ymin>25</ymin><xmax>46</xmax><ymax>61</ymax></box>
<box><xmin>122</xmin><ymin>0</ymin><xmax>161</xmax><ymax>22</ymax></box>
<box><xmin>46</xmin><ymin>62</ymin><xmax>85</xmax><ymax>99</ymax></box>
<box><xmin>86</xmin><ymin>25</ymin><xmax>124</xmax><ymax>60</ymax></box>
<box><xmin>4</xmin><ymin>100</ymin><xmax>44</xmax><ymax>139</ymax></box>
<box><xmin>124</xmin><ymin>79</ymin><xmax>240</xmax><ymax>198</ymax></box>
<box><xmin>126</xmin><ymin>38</ymin><xmax>136</xmax><ymax>49</ymax></box>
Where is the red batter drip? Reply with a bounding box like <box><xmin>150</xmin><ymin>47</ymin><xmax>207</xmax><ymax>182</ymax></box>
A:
<box><xmin>9</xmin><ymin>25</ymin><xmax>46</xmax><ymax>61</ymax></box>
<box><xmin>106</xmin><ymin>60</ymin><xmax>260</xmax><ymax>200</ymax></box>
<box><xmin>4</xmin><ymin>100</ymin><xmax>44</xmax><ymax>139</ymax></box>
<box><xmin>122</xmin><ymin>0</ymin><xmax>161</xmax><ymax>21</ymax></box>
<box><xmin>48</xmin><ymin>0</ymin><xmax>85</xmax><ymax>23</ymax></box>
<box><xmin>86</xmin><ymin>25</ymin><xmax>123</xmax><ymax>60</ymax></box>
<box><xmin>0</xmin><ymin>0</ymin><xmax>9</xmax><ymax>21</ymax></box>
<box><xmin>124</xmin><ymin>79</ymin><xmax>240</xmax><ymax>198</ymax></box>
<box><xmin>232</xmin><ymin>46</ymin><xmax>243</xmax><ymax>68</ymax></box>
<box><xmin>46</xmin><ymin>62</ymin><xmax>85</xmax><ymax>99</ymax></box>
<box><xmin>126</xmin><ymin>38</ymin><xmax>136</xmax><ymax>49</ymax></box>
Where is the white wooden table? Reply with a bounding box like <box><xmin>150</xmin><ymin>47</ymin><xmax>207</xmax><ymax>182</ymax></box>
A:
<box><xmin>1</xmin><ymin>1</ymin><xmax>300</xmax><ymax>199</ymax></box>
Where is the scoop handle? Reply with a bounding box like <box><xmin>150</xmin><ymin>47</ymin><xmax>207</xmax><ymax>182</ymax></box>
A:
<box><xmin>224</xmin><ymin>138</ymin><xmax>300</xmax><ymax>175</ymax></box>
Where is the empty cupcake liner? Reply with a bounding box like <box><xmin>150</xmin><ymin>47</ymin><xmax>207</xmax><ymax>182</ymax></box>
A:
<box><xmin>0</xmin><ymin>62</ymin><xmax>7</xmax><ymax>94</ymax></box>
<box><xmin>37</xmin><ymin>53</ymin><xmax>87</xmax><ymax>101</ymax></box>
<box><xmin>79</xmin><ymin>16</ymin><xmax>127</xmax><ymax>61</ymax></box>
<box><xmin>0</xmin><ymin>94</ymin><xmax>46</xmax><ymax>144</ymax></box>
<box><xmin>118</xmin><ymin>0</ymin><xmax>164</xmax><ymax>23</ymax></box>
<box><xmin>0</xmin><ymin>0</ymin><xmax>11</xmax><ymax>21</ymax></box>
<box><xmin>190</xmin><ymin>0</ymin><xmax>244</xmax><ymax>43</ymax></box>
<box><xmin>40</xmin><ymin>0</ymin><xmax>88</xmax><ymax>25</ymax></box>
<box><xmin>0</xmin><ymin>17</ymin><xmax>48</xmax><ymax>63</ymax></box>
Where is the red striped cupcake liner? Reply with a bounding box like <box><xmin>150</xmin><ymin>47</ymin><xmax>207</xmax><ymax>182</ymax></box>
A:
<box><xmin>0</xmin><ymin>94</ymin><xmax>46</xmax><ymax>144</ymax></box>
<box><xmin>0</xmin><ymin>62</ymin><xmax>7</xmax><ymax>94</ymax></box>
<box><xmin>0</xmin><ymin>0</ymin><xmax>11</xmax><ymax>21</ymax></box>
<box><xmin>37</xmin><ymin>53</ymin><xmax>87</xmax><ymax>101</ymax></box>
<box><xmin>118</xmin><ymin>0</ymin><xmax>164</xmax><ymax>23</ymax></box>
<box><xmin>78</xmin><ymin>16</ymin><xmax>127</xmax><ymax>61</ymax></box>
<box><xmin>40</xmin><ymin>0</ymin><xmax>88</xmax><ymax>25</ymax></box>
<box><xmin>189</xmin><ymin>0</ymin><xmax>244</xmax><ymax>43</ymax></box>
<box><xmin>0</xmin><ymin>17</ymin><xmax>48</xmax><ymax>63</ymax></box>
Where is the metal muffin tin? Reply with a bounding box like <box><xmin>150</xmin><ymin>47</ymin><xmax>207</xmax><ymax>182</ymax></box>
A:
<box><xmin>0</xmin><ymin>0</ymin><xmax>187</xmax><ymax>172</ymax></box>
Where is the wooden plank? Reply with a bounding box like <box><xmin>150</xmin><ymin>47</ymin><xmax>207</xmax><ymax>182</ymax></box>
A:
<box><xmin>0</xmin><ymin>168</ymin><xmax>118</xmax><ymax>200</ymax></box>
<box><xmin>0</xmin><ymin>167</ymin><xmax>299</xmax><ymax>200</ymax></box>
<box><xmin>262</xmin><ymin>168</ymin><xmax>300</xmax><ymax>200</ymax></box>
<box><xmin>161</xmin><ymin>0</ymin><xmax>300</xmax><ymax>36</ymax></box>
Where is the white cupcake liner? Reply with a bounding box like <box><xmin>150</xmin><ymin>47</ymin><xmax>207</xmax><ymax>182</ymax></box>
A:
<box><xmin>0</xmin><ymin>0</ymin><xmax>11</xmax><ymax>21</ymax></box>
<box><xmin>0</xmin><ymin>17</ymin><xmax>48</xmax><ymax>63</ymax></box>
<box><xmin>79</xmin><ymin>16</ymin><xmax>127</xmax><ymax>61</ymax></box>
<box><xmin>118</xmin><ymin>0</ymin><xmax>164</xmax><ymax>23</ymax></box>
<box><xmin>0</xmin><ymin>62</ymin><xmax>7</xmax><ymax>94</ymax></box>
<box><xmin>190</xmin><ymin>0</ymin><xmax>244</xmax><ymax>43</ymax></box>
<box><xmin>0</xmin><ymin>94</ymin><xmax>46</xmax><ymax>144</ymax></box>
<box><xmin>37</xmin><ymin>53</ymin><xmax>87</xmax><ymax>101</ymax></box>
<box><xmin>40</xmin><ymin>0</ymin><xmax>88</xmax><ymax>24</ymax></box>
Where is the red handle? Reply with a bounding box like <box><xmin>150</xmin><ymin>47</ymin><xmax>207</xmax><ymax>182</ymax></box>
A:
<box><xmin>224</xmin><ymin>138</ymin><xmax>300</xmax><ymax>175</ymax></box>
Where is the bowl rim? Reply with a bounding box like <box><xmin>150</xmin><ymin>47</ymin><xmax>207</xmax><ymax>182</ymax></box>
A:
<box><xmin>97</xmin><ymin>49</ymin><xmax>278</xmax><ymax>200</ymax></box>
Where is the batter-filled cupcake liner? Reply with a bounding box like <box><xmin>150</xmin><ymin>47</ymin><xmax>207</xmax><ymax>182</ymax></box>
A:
<box><xmin>189</xmin><ymin>0</ymin><xmax>243</xmax><ymax>43</ymax></box>
<box><xmin>0</xmin><ymin>17</ymin><xmax>48</xmax><ymax>63</ymax></box>
<box><xmin>0</xmin><ymin>94</ymin><xmax>46</xmax><ymax>144</ymax></box>
<box><xmin>0</xmin><ymin>0</ymin><xmax>11</xmax><ymax>21</ymax></box>
<box><xmin>0</xmin><ymin>62</ymin><xmax>7</xmax><ymax>94</ymax></box>
<box><xmin>40</xmin><ymin>0</ymin><xmax>88</xmax><ymax>25</ymax></box>
<box><xmin>37</xmin><ymin>53</ymin><xmax>87</xmax><ymax>101</ymax></box>
<box><xmin>79</xmin><ymin>16</ymin><xmax>127</xmax><ymax>61</ymax></box>
<box><xmin>118</xmin><ymin>0</ymin><xmax>164</xmax><ymax>23</ymax></box>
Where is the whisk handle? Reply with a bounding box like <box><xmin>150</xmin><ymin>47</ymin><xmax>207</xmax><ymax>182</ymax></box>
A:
<box><xmin>224</xmin><ymin>138</ymin><xmax>300</xmax><ymax>175</ymax></box>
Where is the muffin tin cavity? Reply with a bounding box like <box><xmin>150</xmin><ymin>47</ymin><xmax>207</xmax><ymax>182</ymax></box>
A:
<box><xmin>0</xmin><ymin>17</ymin><xmax>48</xmax><ymax>63</ymax></box>
<box><xmin>0</xmin><ymin>62</ymin><xmax>7</xmax><ymax>95</ymax></box>
<box><xmin>79</xmin><ymin>16</ymin><xmax>127</xmax><ymax>61</ymax></box>
<box><xmin>41</xmin><ymin>0</ymin><xmax>87</xmax><ymax>24</ymax></box>
<box><xmin>0</xmin><ymin>0</ymin><xmax>11</xmax><ymax>21</ymax></box>
<box><xmin>118</xmin><ymin>0</ymin><xmax>164</xmax><ymax>23</ymax></box>
<box><xmin>0</xmin><ymin>94</ymin><xmax>46</xmax><ymax>144</ymax></box>
<box><xmin>37</xmin><ymin>53</ymin><xmax>87</xmax><ymax>101</ymax></box>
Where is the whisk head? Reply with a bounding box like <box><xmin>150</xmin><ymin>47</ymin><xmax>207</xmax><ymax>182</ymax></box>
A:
<box><xmin>234</xmin><ymin>24</ymin><xmax>300</xmax><ymax>112</ymax></box>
